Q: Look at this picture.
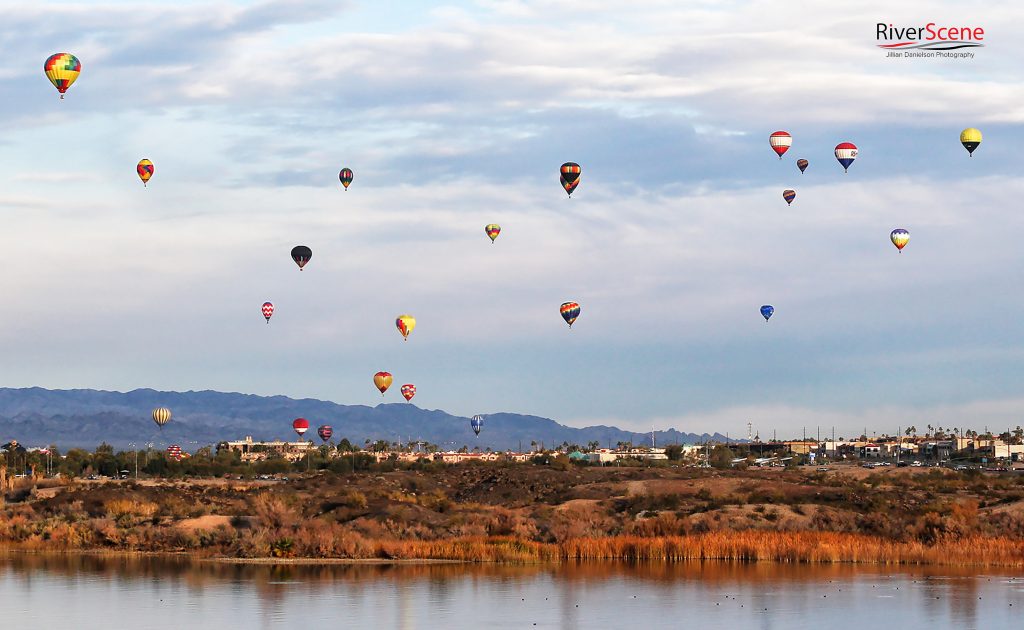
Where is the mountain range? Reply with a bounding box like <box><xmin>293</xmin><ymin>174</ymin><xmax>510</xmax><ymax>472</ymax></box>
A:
<box><xmin>0</xmin><ymin>387</ymin><xmax>730</xmax><ymax>452</ymax></box>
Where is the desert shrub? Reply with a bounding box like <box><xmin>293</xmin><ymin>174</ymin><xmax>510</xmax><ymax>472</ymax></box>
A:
<box><xmin>105</xmin><ymin>499</ymin><xmax>158</xmax><ymax>527</ymax></box>
<box><xmin>252</xmin><ymin>493</ymin><xmax>296</xmax><ymax>529</ymax></box>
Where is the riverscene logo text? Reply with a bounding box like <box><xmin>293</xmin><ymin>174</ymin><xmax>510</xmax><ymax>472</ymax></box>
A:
<box><xmin>877</xmin><ymin>22</ymin><xmax>983</xmax><ymax>60</ymax></box>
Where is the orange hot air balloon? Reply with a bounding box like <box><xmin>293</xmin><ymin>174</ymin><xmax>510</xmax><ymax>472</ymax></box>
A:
<box><xmin>373</xmin><ymin>371</ymin><xmax>393</xmax><ymax>395</ymax></box>
<box><xmin>396</xmin><ymin>314</ymin><xmax>416</xmax><ymax>341</ymax></box>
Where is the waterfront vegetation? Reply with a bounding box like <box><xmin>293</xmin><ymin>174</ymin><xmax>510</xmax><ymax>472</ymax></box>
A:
<box><xmin>2</xmin><ymin>452</ymin><xmax>1024</xmax><ymax>565</ymax></box>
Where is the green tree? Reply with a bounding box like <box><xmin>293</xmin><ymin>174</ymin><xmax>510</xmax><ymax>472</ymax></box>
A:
<box><xmin>665</xmin><ymin>445</ymin><xmax>684</xmax><ymax>461</ymax></box>
<box><xmin>709</xmin><ymin>446</ymin><xmax>735</xmax><ymax>469</ymax></box>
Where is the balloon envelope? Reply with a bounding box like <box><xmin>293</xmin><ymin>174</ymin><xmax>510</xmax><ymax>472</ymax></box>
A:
<box><xmin>44</xmin><ymin>53</ymin><xmax>81</xmax><ymax>97</ymax></box>
<box><xmin>373</xmin><ymin>371</ymin><xmax>393</xmax><ymax>395</ymax></box>
<box><xmin>797</xmin><ymin>159</ymin><xmax>808</xmax><ymax>173</ymax></box>
<box><xmin>167</xmin><ymin>445</ymin><xmax>183</xmax><ymax>461</ymax></box>
<box><xmin>760</xmin><ymin>305</ymin><xmax>774</xmax><ymax>322</ymax></box>
<box><xmin>137</xmin><ymin>159</ymin><xmax>154</xmax><ymax>186</ymax></box>
<box><xmin>471</xmin><ymin>415</ymin><xmax>484</xmax><ymax>436</ymax></box>
<box><xmin>262</xmin><ymin>301</ymin><xmax>274</xmax><ymax>322</ymax></box>
<box><xmin>317</xmin><ymin>425</ymin><xmax>333</xmax><ymax>443</ymax></box>
<box><xmin>960</xmin><ymin>128</ymin><xmax>982</xmax><ymax>156</ymax></box>
<box><xmin>401</xmin><ymin>384</ymin><xmax>416</xmax><ymax>401</ymax></box>
<box><xmin>783</xmin><ymin>189</ymin><xmax>796</xmax><ymax>205</ymax></box>
<box><xmin>560</xmin><ymin>162</ymin><xmax>581</xmax><ymax>197</ymax></box>
<box><xmin>152</xmin><ymin>407</ymin><xmax>172</xmax><ymax>428</ymax></box>
<box><xmin>560</xmin><ymin>301</ymin><xmax>580</xmax><ymax>328</ymax></box>
<box><xmin>291</xmin><ymin>246</ymin><xmax>312</xmax><ymax>270</ymax></box>
<box><xmin>292</xmin><ymin>418</ymin><xmax>309</xmax><ymax>437</ymax></box>
<box><xmin>485</xmin><ymin>224</ymin><xmax>501</xmax><ymax>243</ymax></box>
<box><xmin>891</xmin><ymin>228</ymin><xmax>910</xmax><ymax>252</ymax></box>
<box><xmin>339</xmin><ymin>168</ymin><xmax>353</xmax><ymax>189</ymax></box>
<box><xmin>396</xmin><ymin>315</ymin><xmax>416</xmax><ymax>341</ymax></box>
<box><xmin>835</xmin><ymin>142</ymin><xmax>858</xmax><ymax>172</ymax></box>
<box><xmin>769</xmin><ymin>131</ymin><xmax>792</xmax><ymax>158</ymax></box>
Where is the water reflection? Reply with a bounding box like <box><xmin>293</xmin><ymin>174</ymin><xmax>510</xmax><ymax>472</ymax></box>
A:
<box><xmin>1</xmin><ymin>553</ymin><xmax>1022</xmax><ymax>629</ymax></box>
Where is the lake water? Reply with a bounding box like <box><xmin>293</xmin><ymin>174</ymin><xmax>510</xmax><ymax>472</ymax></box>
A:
<box><xmin>1</xmin><ymin>554</ymin><xmax>1022</xmax><ymax>629</ymax></box>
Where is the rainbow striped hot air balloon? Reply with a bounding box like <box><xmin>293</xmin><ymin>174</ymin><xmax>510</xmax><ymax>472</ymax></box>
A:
<box><xmin>890</xmin><ymin>229</ymin><xmax>910</xmax><ymax>253</ymax></box>
<box><xmin>137</xmin><ymin>159</ymin><xmax>154</xmax><ymax>187</ymax></box>
<box><xmin>835</xmin><ymin>142</ymin><xmax>858</xmax><ymax>173</ymax></box>
<box><xmin>401</xmin><ymin>384</ymin><xmax>416</xmax><ymax>402</ymax></box>
<box><xmin>44</xmin><ymin>53</ymin><xmax>81</xmax><ymax>99</ymax></box>
<box><xmin>560</xmin><ymin>301</ymin><xmax>580</xmax><ymax>328</ymax></box>
<box><xmin>396</xmin><ymin>314</ymin><xmax>416</xmax><ymax>341</ymax></box>
<box><xmin>485</xmin><ymin>224</ymin><xmax>501</xmax><ymax>243</ymax></box>
<box><xmin>560</xmin><ymin>162</ymin><xmax>581</xmax><ymax>197</ymax></box>
<box><xmin>769</xmin><ymin>131</ymin><xmax>792</xmax><ymax>159</ymax></box>
<box><xmin>783</xmin><ymin>189</ymin><xmax>796</xmax><ymax>206</ymax></box>
<box><xmin>339</xmin><ymin>168</ymin><xmax>353</xmax><ymax>189</ymax></box>
<box><xmin>797</xmin><ymin>159</ymin><xmax>808</xmax><ymax>174</ymax></box>
<box><xmin>960</xmin><ymin>128</ymin><xmax>982</xmax><ymax>157</ymax></box>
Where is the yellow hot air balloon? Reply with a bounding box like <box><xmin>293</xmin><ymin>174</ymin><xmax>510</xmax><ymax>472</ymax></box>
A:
<box><xmin>373</xmin><ymin>371</ymin><xmax>393</xmax><ymax>396</ymax></box>
<box><xmin>960</xmin><ymin>128</ymin><xmax>982</xmax><ymax>157</ymax></box>
<box><xmin>396</xmin><ymin>314</ymin><xmax>416</xmax><ymax>341</ymax></box>
<box><xmin>152</xmin><ymin>407</ymin><xmax>172</xmax><ymax>428</ymax></box>
<box><xmin>44</xmin><ymin>53</ymin><xmax>81</xmax><ymax>99</ymax></box>
<box><xmin>137</xmin><ymin>159</ymin><xmax>154</xmax><ymax>187</ymax></box>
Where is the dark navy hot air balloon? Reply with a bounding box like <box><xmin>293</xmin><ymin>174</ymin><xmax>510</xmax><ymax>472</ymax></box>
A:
<box><xmin>317</xmin><ymin>425</ymin><xmax>333</xmax><ymax>443</ymax></box>
<box><xmin>760</xmin><ymin>305</ymin><xmax>774</xmax><ymax>322</ymax></box>
<box><xmin>470</xmin><ymin>415</ymin><xmax>484</xmax><ymax>436</ymax></box>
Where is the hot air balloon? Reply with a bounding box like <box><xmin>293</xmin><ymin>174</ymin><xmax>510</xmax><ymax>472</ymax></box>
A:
<box><xmin>835</xmin><ymin>142</ymin><xmax>858</xmax><ymax>173</ymax></box>
<box><xmin>401</xmin><ymin>384</ymin><xmax>416</xmax><ymax>402</ymax></box>
<box><xmin>760</xmin><ymin>305</ymin><xmax>774</xmax><ymax>322</ymax></box>
<box><xmin>769</xmin><ymin>131</ymin><xmax>792</xmax><ymax>159</ymax></box>
<box><xmin>261</xmin><ymin>301</ymin><xmax>274</xmax><ymax>323</ymax></box>
<box><xmin>339</xmin><ymin>168</ymin><xmax>353</xmax><ymax>189</ymax></box>
<box><xmin>373</xmin><ymin>371</ymin><xmax>393</xmax><ymax>395</ymax></box>
<box><xmin>560</xmin><ymin>301</ymin><xmax>580</xmax><ymax>328</ymax></box>
<box><xmin>44</xmin><ymin>53</ymin><xmax>81</xmax><ymax>99</ymax></box>
<box><xmin>396</xmin><ymin>314</ymin><xmax>416</xmax><ymax>341</ymax></box>
<box><xmin>890</xmin><ymin>229</ymin><xmax>910</xmax><ymax>253</ymax></box>
<box><xmin>291</xmin><ymin>246</ymin><xmax>312</xmax><ymax>270</ymax></box>
<box><xmin>166</xmin><ymin>444</ymin><xmax>183</xmax><ymax>461</ymax></box>
<box><xmin>560</xmin><ymin>162</ymin><xmax>581</xmax><ymax>197</ymax></box>
<box><xmin>137</xmin><ymin>159</ymin><xmax>154</xmax><ymax>187</ymax></box>
<box><xmin>485</xmin><ymin>224</ymin><xmax>501</xmax><ymax>243</ymax></box>
<box><xmin>797</xmin><ymin>159</ymin><xmax>808</xmax><ymax>174</ymax></box>
<box><xmin>960</xmin><ymin>128</ymin><xmax>982</xmax><ymax>157</ymax></box>
<box><xmin>783</xmin><ymin>189</ymin><xmax>796</xmax><ymax>205</ymax></box>
<box><xmin>471</xmin><ymin>415</ymin><xmax>484</xmax><ymax>436</ymax></box>
<box><xmin>292</xmin><ymin>418</ymin><xmax>309</xmax><ymax>438</ymax></box>
<box><xmin>317</xmin><ymin>425</ymin><xmax>333</xmax><ymax>443</ymax></box>
<box><xmin>152</xmin><ymin>407</ymin><xmax>172</xmax><ymax>429</ymax></box>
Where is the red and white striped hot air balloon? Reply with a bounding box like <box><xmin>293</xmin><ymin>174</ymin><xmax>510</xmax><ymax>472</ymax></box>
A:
<box><xmin>262</xmin><ymin>301</ymin><xmax>274</xmax><ymax>323</ymax></box>
<box><xmin>292</xmin><ymin>418</ymin><xmax>309</xmax><ymax>438</ymax></box>
<box><xmin>769</xmin><ymin>131</ymin><xmax>792</xmax><ymax>159</ymax></box>
<box><xmin>167</xmin><ymin>445</ymin><xmax>183</xmax><ymax>461</ymax></box>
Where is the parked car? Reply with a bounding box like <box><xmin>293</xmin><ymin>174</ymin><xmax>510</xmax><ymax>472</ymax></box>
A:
<box><xmin>910</xmin><ymin>461</ymin><xmax>923</xmax><ymax>467</ymax></box>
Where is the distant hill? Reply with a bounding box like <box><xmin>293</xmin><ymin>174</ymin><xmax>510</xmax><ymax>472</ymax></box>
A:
<box><xmin>0</xmin><ymin>387</ymin><xmax>730</xmax><ymax>451</ymax></box>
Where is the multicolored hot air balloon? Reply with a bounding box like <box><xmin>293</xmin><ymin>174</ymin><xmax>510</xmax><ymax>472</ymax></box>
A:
<box><xmin>292</xmin><ymin>418</ymin><xmax>309</xmax><ymax>438</ymax></box>
<box><xmin>373</xmin><ymin>371</ymin><xmax>393</xmax><ymax>395</ymax></box>
<box><xmin>835</xmin><ymin>142</ymin><xmax>858</xmax><ymax>173</ymax></box>
<box><xmin>167</xmin><ymin>445</ymin><xmax>183</xmax><ymax>461</ymax></box>
<box><xmin>291</xmin><ymin>246</ymin><xmax>312</xmax><ymax>270</ymax></box>
<box><xmin>783</xmin><ymin>189</ymin><xmax>796</xmax><ymax>206</ymax></box>
<box><xmin>560</xmin><ymin>301</ymin><xmax>580</xmax><ymax>328</ymax></box>
<box><xmin>152</xmin><ymin>407</ymin><xmax>172</xmax><ymax>429</ymax></box>
<box><xmin>317</xmin><ymin>425</ymin><xmax>333</xmax><ymax>443</ymax></box>
<box><xmin>797</xmin><ymin>159</ymin><xmax>808</xmax><ymax>174</ymax></box>
<box><xmin>485</xmin><ymin>224</ymin><xmax>501</xmax><ymax>243</ymax></box>
<box><xmin>560</xmin><ymin>162</ymin><xmax>581</xmax><ymax>197</ymax></box>
<box><xmin>137</xmin><ymin>159</ymin><xmax>154</xmax><ymax>187</ymax></box>
<box><xmin>339</xmin><ymin>168</ymin><xmax>353</xmax><ymax>189</ymax></box>
<box><xmin>760</xmin><ymin>305</ymin><xmax>774</xmax><ymax>322</ymax></box>
<box><xmin>471</xmin><ymin>415</ymin><xmax>484</xmax><ymax>436</ymax></box>
<box><xmin>396</xmin><ymin>314</ymin><xmax>416</xmax><ymax>341</ymax></box>
<box><xmin>890</xmin><ymin>229</ymin><xmax>910</xmax><ymax>253</ymax></box>
<box><xmin>769</xmin><ymin>131</ymin><xmax>792</xmax><ymax>159</ymax></box>
<box><xmin>262</xmin><ymin>301</ymin><xmax>274</xmax><ymax>323</ymax></box>
<box><xmin>401</xmin><ymin>383</ymin><xmax>416</xmax><ymax>401</ymax></box>
<box><xmin>44</xmin><ymin>53</ymin><xmax>81</xmax><ymax>99</ymax></box>
<box><xmin>960</xmin><ymin>128</ymin><xmax>982</xmax><ymax>157</ymax></box>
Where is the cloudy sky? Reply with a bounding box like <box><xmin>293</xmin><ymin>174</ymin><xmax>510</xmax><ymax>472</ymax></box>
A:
<box><xmin>2</xmin><ymin>0</ymin><xmax>1023</xmax><ymax>437</ymax></box>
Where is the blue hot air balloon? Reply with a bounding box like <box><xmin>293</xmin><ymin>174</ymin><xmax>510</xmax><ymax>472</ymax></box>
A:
<box><xmin>760</xmin><ymin>305</ymin><xmax>774</xmax><ymax>322</ymax></box>
<box><xmin>470</xmin><ymin>415</ymin><xmax>484</xmax><ymax>436</ymax></box>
